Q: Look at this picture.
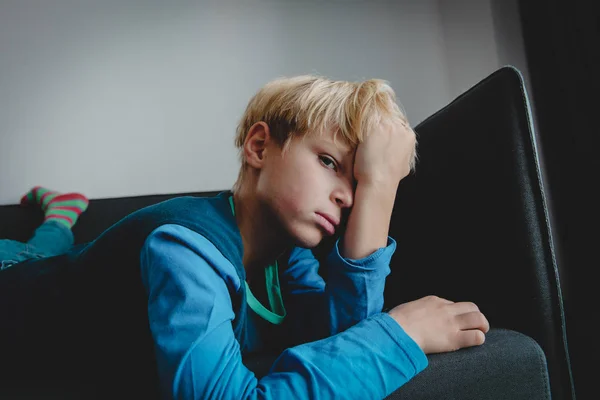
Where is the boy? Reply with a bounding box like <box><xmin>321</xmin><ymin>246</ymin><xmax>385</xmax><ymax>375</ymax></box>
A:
<box><xmin>0</xmin><ymin>76</ymin><xmax>489</xmax><ymax>399</ymax></box>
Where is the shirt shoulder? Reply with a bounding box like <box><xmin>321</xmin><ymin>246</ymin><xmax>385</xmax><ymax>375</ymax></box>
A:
<box><xmin>141</xmin><ymin>223</ymin><xmax>242</xmax><ymax>292</ymax></box>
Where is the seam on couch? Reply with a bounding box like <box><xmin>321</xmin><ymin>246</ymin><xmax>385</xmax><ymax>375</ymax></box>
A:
<box><xmin>511</xmin><ymin>66</ymin><xmax>576</xmax><ymax>400</ymax></box>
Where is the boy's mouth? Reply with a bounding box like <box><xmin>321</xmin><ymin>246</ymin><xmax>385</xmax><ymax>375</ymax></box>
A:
<box><xmin>315</xmin><ymin>212</ymin><xmax>339</xmax><ymax>236</ymax></box>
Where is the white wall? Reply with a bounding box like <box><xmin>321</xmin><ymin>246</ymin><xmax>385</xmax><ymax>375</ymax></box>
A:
<box><xmin>0</xmin><ymin>0</ymin><xmax>530</xmax><ymax>205</ymax></box>
<box><xmin>489</xmin><ymin>0</ymin><xmax>533</xmax><ymax>99</ymax></box>
<box><xmin>438</xmin><ymin>0</ymin><xmax>531</xmax><ymax>97</ymax></box>
<box><xmin>438</xmin><ymin>0</ymin><xmax>499</xmax><ymax>96</ymax></box>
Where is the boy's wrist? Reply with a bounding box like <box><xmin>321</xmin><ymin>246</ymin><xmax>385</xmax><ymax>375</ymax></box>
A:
<box><xmin>356</xmin><ymin>175</ymin><xmax>400</xmax><ymax>193</ymax></box>
<box><xmin>357</xmin><ymin>179</ymin><xmax>398</xmax><ymax>210</ymax></box>
<box><xmin>341</xmin><ymin>182</ymin><xmax>397</xmax><ymax>259</ymax></box>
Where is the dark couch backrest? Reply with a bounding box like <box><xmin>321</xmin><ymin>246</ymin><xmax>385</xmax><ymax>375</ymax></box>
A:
<box><xmin>0</xmin><ymin>191</ymin><xmax>222</xmax><ymax>244</ymax></box>
<box><xmin>386</xmin><ymin>67</ymin><xmax>573</xmax><ymax>400</ymax></box>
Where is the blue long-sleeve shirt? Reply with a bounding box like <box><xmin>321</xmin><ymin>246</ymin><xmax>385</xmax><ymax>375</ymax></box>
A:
<box><xmin>140</xmin><ymin>224</ymin><xmax>427</xmax><ymax>399</ymax></box>
<box><xmin>281</xmin><ymin>239</ymin><xmax>399</xmax><ymax>341</ymax></box>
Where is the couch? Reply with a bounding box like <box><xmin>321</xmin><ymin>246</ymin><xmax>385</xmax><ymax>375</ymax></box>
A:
<box><xmin>0</xmin><ymin>67</ymin><xmax>574</xmax><ymax>399</ymax></box>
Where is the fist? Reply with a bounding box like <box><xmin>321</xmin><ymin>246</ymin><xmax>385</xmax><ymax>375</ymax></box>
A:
<box><xmin>388</xmin><ymin>295</ymin><xmax>490</xmax><ymax>354</ymax></box>
<box><xmin>353</xmin><ymin>118</ymin><xmax>416</xmax><ymax>186</ymax></box>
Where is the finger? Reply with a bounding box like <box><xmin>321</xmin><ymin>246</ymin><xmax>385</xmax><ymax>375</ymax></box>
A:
<box><xmin>456</xmin><ymin>311</ymin><xmax>490</xmax><ymax>333</ymax></box>
<box><xmin>455</xmin><ymin>329</ymin><xmax>486</xmax><ymax>349</ymax></box>
<box><xmin>450</xmin><ymin>301</ymin><xmax>480</xmax><ymax>315</ymax></box>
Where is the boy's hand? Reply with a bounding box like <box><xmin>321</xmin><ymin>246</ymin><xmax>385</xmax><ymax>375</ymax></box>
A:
<box><xmin>388</xmin><ymin>296</ymin><xmax>490</xmax><ymax>354</ymax></box>
<box><xmin>353</xmin><ymin>118</ymin><xmax>416</xmax><ymax>187</ymax></box>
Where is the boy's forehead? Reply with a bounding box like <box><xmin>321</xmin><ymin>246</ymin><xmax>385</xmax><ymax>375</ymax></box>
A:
<box><xmin>310</xmin><ymin>129</ymin><xmax>354</xmax><ymax>155</ymax></box>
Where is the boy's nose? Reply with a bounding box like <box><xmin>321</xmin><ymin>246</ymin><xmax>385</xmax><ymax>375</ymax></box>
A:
<box><xmin>333</xmin><ymin>185</ymin><xmax>353</xmax><ymax>209</ymax></box>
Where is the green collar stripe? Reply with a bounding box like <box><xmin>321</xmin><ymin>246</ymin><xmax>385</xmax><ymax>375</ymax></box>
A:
<box><xmin>229</xmin><ymin>196</ymin><xmax>286</xmax><ymax>325</ymax></box>
<box><xmin>244</xmin><ymin>281</ymin><xmax>286</xmax><ymax>325</ymax></box>
<box><xmin>265</xmin><ymin>264</ymin><xmax>285</xmax><ymax>316</ymax></box>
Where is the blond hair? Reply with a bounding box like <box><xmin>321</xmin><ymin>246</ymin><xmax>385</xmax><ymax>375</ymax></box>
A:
<box><xmin>233</xmin><ymin>75</ymin><xmax>417</xmax><ymax>190</ymax></box>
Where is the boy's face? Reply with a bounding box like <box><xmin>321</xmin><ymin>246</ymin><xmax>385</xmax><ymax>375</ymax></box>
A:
<box><xmin>256</xmin><ymin>129</ymin><xmax>355</xmax><ymax>248</ymax></box>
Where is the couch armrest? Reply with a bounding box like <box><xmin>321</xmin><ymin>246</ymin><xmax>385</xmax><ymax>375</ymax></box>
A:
<box><xmin>388</xmin><ymin>329</ymin><xmax>550</xmax><ymax>400</ymax></box>
<box><xmin>244</xmin><ymin>329</ymin><xmax>550</xmax><ymax>400</ymax></box>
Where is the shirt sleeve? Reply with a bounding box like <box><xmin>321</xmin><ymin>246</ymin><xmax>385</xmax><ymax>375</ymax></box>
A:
<box><xmin>281</xmin><ymin>238</ymin><xmax>397</xmax><ymax>343</ymax></box>
<box><xmin>140</xmin><ymin>225</ymin><xmax>427</xmax><ymax>400</ymax></box>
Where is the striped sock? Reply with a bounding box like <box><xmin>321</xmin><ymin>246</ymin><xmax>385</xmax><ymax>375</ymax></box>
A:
<box><xmin>20</xmin><ymin>186</ymin><xmax>89</xmax><ymax>229</ymax></box>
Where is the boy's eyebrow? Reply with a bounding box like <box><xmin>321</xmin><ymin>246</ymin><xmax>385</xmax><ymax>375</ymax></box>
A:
<box><xmin>319</xmin><ymin>133</ymin><xmax>353</xmax><ymax>153</ymax></box>
<box><xmin>332</xmin><ymin>141</ymin><xmax>354</xmax><ymax>158</ymax></box>
<box><xmin>319</xmin><ymin>138</ymin><xmax>354</xmax><ymax>161</ymax></box>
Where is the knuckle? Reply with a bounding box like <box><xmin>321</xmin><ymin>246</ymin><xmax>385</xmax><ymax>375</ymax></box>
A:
<box><xmin>474</xmin><ymin>314</ymin><xmax>488</xmax><ymax>330</ymax></box>
<box><xmin>475</xmin><ymin>312</ymin><xmax>486</xmax><ymax>324</ymax></box>
<box><xmin>481</xmin><ymin>315</ymin><xmax>491</xmax><ymax>331</ymax></box>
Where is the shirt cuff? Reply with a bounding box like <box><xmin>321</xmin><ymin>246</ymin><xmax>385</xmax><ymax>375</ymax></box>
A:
<box><xmin>372</xmin><ymin>313</ymin><xmax>429</xmax><ymax>374</ymax></box>
<box><xmin>328</xmin><ymin>237</ymin><xmax>397</xmax><ymax>270</ymax></box>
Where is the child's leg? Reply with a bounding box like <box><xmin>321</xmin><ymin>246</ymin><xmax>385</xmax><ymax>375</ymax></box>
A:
<box><xmin>20</xmin><ymin>186</ymin><xmax>89</xmax><ymax>257</ymax></box>
<box><xmin>26</xmin><ymin>221</ymin><xmax>74</xmax><ymax>257</ymax></box>
<box><xmin>0</xmin><ymin>239</ymin><xmax>32</xmax><ymax>270</ymax></box>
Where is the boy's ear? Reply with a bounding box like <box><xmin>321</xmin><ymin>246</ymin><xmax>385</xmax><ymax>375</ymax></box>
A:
<box><xmin>243</xmin><ymin>121</ymin><xmax>271</xmax><ymax>169</ymax></box>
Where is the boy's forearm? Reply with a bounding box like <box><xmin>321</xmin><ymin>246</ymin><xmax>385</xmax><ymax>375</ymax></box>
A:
<box><xmin>341</xmin><ymin>181</ymin><xmax>398</xmax><ymax>259</ymax></box>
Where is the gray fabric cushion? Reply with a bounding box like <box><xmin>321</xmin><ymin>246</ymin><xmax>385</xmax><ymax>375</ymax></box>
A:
<box><xmin>387</xmin><ymin>329</ymin><xmax>550</xmax><ymax>400</ymax></box>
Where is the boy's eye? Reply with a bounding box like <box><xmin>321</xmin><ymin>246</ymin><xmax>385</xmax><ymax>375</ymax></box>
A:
<box><xmin>319</xmin><ymin>155</ymin><xmax>338</xmax><ymax>171</ymax></box>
